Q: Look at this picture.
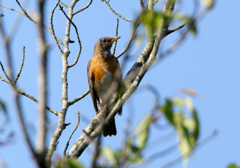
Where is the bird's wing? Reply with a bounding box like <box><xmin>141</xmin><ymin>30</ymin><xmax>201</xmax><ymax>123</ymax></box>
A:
<box><xmin>87</xmin><ymin>60</ymin><xmax>99</xmax><ymax>113</ymax></box>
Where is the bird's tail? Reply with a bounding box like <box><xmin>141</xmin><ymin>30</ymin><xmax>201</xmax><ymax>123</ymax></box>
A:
<box><xmin>103</xmin><ymin>118</ymin><xmax>117</xmax><ymax>137</ymax></box>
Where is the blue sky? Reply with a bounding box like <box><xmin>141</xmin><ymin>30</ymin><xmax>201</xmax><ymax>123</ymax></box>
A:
<box><xmin>0</xmin><ymin>0</ymin><xmax>240</xmax><ymax>168</ymax></box>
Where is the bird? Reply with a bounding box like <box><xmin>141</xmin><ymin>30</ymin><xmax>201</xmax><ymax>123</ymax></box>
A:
<box><xmin>87</xmin><ymin>36</ymin><xmax>122</xmax><ymax>137</ymax></box>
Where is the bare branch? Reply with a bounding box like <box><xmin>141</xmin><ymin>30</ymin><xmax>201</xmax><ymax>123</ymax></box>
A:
<box><xmin>116</xmin><ymin>22</ymin><xmax>139</xmax><ymax>58</ymax></box>
<box><xmin>50</xmin><ymin>0</ymin><xmax>64</xmax><ymax>54</ymax></box>
<box><xmin>0</xmin><ymin>62</ymin><xmax>12</xmax><ymax>83</ymax></box>
<box><xmin>18</xmin><ymin>86</ymin><xmax>58</xmax><ymax>116</ymax></box>
<box><xmin>102</xmin><ymin>0</ymin><xmax>134</xmax><ymax>23</ymax></box>
<box><xmin>14</xmin><ymin>46</ymin><xmax>25</xmax><ymax>84</ymax></box>
<box><xmin>64</xmin><ymin>111</ymin><xmax>80</xmax><ymax>156</ymax></box>
<box><xmin>58</xmin><ymin>5</ymin><xmax>82</xmax><ymax>68</ymax></box>
<box><xmin>36</xmin><ymin>0</ymin><xmax>48</xmax><ymax>165</ymax></box>
<box><xmin>8</xmin><ymin>0</ymin><xmax>27</xmax><ymax>40</ymax></box>
<box><xmin>47</xmin><ymin>0</ymin><xmax>79</xmax><ymax>165</ymax></box>
<box><xmin>1</xmin><ymin>61</ymin><xmax>58</xmax><ymax>116</ymax></box>
<box><xmin>166</xmin><ymin>23</ymin><xmax>186</xmax><ymax>36</ymax></box>
<box><xmin>68</xmin><ymin>89</ymin><xmax>89</xmax><ymax>106</ymax></box>
<box><xmin>139</xmin><ymin>0</ymin><xmax>145</xmax><ymax>10</ymax></box>
<box><xmin>15</xmin><ymin>0</ymin><xmax>35</xmax><ymax>23</ymax></box>
<box><xmin>0</xmin><ymin>4</ymin><xmax>25</xmax><ymax>15</ymax></box>
<box><xmin>0</xmin><ymin>75</ymin><xmax>10</xmax><ymax>84</ymax></box>
<box><xmin>0</xmin><ymin>12</ymin><xmax>37</xmax><ymax>161</ymax></box>
<box><xmin>1</xmin><ymin>1</ymin><xmax>64</xmax><ymax>45</ymax></box>
<box><xmin>73</xmin><ymin>0</ymin><xmax>93</xmax><ymax>15</ymax></box>
<box><xmin>60</xmin><ymin>1</ymin><xmax>69</xmax><ymax>9</ymax></box>
<box><xmin>112</xmin><ymin>18</ymin><xmax>119</xmax><ymax>56</ymax></box>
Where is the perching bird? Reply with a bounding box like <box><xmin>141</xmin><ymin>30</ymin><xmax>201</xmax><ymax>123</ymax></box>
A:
<box><xmin>87</xmin><ymin>36</ymin><xmax>122</xmax><ymax>137</ymax></box>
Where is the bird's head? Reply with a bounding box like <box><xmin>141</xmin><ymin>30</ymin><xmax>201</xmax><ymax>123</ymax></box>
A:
<box><xmin>94</xmin><ymin>36</ymin><xmax>121</xmax><ymax>56</ymax></box>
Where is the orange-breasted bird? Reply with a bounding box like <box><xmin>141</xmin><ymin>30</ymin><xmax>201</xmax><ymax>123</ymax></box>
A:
<box><xmin>87</xmin><ymin>37</ymin><xmax>122</xmax><ymax>137</ymax></box>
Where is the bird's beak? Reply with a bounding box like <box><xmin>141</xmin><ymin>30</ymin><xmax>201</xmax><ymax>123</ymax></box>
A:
<box><xmin>111</xmin><ymin>36</ymin><xmax>121</xmax><ymax>42</ymax></box>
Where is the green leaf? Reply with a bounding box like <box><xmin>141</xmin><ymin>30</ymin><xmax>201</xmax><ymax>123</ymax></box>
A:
<box><xmin>67</xmin><ymin>159</ymin><xmax>84</xmax><ymax>168</ymax></box>
<box><xmin>127</xmin><ymin>154</ymin><xmax>142</xmax><ymax>163</ymax></box>
<box><xmin>53</xmin><ymin>158</ymin><xmax>84</xmax><ymax>168</ymax></box>
<box><xmin>100</xmin><ymin>146</ymin><xmax>117</xmax><ymax>165</ymax></box>
<box><xmin>202</xmin><ymin>0</ymin><xmax>214</xmax><ymax>10</ymax></box>
<box><xmin>227</xmin><ymin>164</ymin><xmax>240</xmax><ymax>168</ymax></box>
<box><xmin>162</xmin><ymin>98</ymin><xmax>200</xmax><ymax>161</ymax></box>
<box><xmin>161</xmin><ymin>99</ymin><xmax>174</xmax><ymax>125</ymax></box>
<box><xmin>135</xmin><ymin>113</ymin><xmax>153</xmax><ymax>150</ymax></box>
<box><xmin>0</xmin><ymin>100</ymin><xmax>7</xmax><ymax>115</ymax></box>
<box><xmin>140</xmin><ymin>10</ymin><xmax>163</xmax><ymax>38</ymax></box>
<box><xmin>192</xmin><ymin>109</ymin><xmax>199</xmax><ymax>140</ymax></box>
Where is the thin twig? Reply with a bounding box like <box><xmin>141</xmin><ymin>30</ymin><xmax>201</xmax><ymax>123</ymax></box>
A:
<box><xmin>60</xmin><ymin>1</ymin><xmax>69</xmax><ymax>8</ymax></box>
<box><xmin>0</xmin><ymin>75</ymin><xmax>10</xmax><ymax>84</ymax></box>
<box><xmin>8</xmin><ymin>0</ymin><xmax>28</xmax><ymax>40</ymax></box>
<box><xmin>0</xmin><ymin>4</ymin><xmax>25</xmax><ymax>15</ymax></box>
<box><xmin>1</xmin><ymin>2</ymin><xmax>64</xmax><ymax>45</ymax></box>
<box><xmin>14</xmin><ymin>46</ymin><xmax>25</xmax><ymax>84</ymax></box>
<box><xmin>68</xmin><ymin>89</ymin><xmax>89</xmax><ymax>106</ymax></box>
<box><xmin>166</xmin><ymin>23</ymin><xmax>186</xmax><ymax>36</ymax></box>
<box><xmin>116</xmin><ymin>22</ymin><xmax>139</xmax><ymax>58</ymax></box>
<box><xmin>16</xmin><ymin>0</ymin><xmax>35</xmax><ymax>23</ymax></box>
<box><xmin>64</xmin><ymin>111</ymin><xmax>80</xmax><ymax>156</ymax></box>
<box><xmin>59</xmin><ymin>5</ymin><xmax>82</xmax><ymax>68</ymax></box>
<box><xmin>102</xmin><ymin>0</ymin><xmax>134</xmax><ymax>23</ymax></box>
<box><xmin>50</xmin><ymin>0</ymin><xmax>64</xmax><ymax>54</ymax></box>
<box><xmin>73</xmin><ymin>0</ymin><xmax>93</xmax><ymax>15</ymax></box>
<box><xmin>156</xmin><ymin>9</ymin><xmax>208</xmax><ymax>63</ymax></box>
<box><xmin>0</xmin><ymin>62</ymin><xmax>12</xmax><ymax>84</ymax></box>
<box><xmin>1</xmin><ymin>62</ymin><xmax>58</xmax><ymax>116</ymax></box>
<box><xmin>112</xmin><ymin>18</ymin><xmax>119</xmax><ymax>56</ymax></box>
<box><xmin>0</xmin><ymin>12</ymin><xmax>37</xmax><ymax>161</ymax></box>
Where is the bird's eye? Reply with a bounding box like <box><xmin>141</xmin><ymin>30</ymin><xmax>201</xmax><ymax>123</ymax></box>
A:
<box><xmin>103</xmin><ymin>39</ymin><xmax>106</xmax><ymax>43</ymax></box>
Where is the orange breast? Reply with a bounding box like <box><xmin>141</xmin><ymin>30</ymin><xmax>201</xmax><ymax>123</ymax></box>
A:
<box><xmin>90</xmin><ymin>55</ymin><xmax>118</xmax><ymax>86</ymax></box>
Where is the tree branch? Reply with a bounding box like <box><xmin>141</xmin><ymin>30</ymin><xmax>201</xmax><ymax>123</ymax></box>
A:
<box><xmin>36</xmin><ymin>0</ymin><xmax>48</xmax><ymax>166</ymax></box>
<box><xmin>68</xmin><ymin>89</ymin><xmax>89</xmax><ymax>106</ymax></box>
<box><xmin>64</xmin><ymin>111</ymin><xmax>80</xmax><ymax>156</ymax></box>
<box><xmin>116</xmin><ymin>22</ymin><xmax>139</xmax><ymax>58</ymax></box>
<box><xmin>46</xmin><ymin>0</ymin><xmax>80</xmax><ymax>166</ymax></box>
<box><xmin>0</xmin><ymin>1</ymin><xmax>64</xmax><ymax>45</ymax></box>
<box><xmin>14</xmin><ymin>46</ymin><xmax>25</xmax><ymax>84</ymax></box>
<box><xmin>73</xmin><ymin>0</ymin><xmax>93</xmax><ymax>15</ymax></box>
<box><xmin>112</xmin><ymin>18</ymin><xmax>119</xmax><ymax>56</ymax></box>
<box><xmin>102</xmin><ymin>0</ymin><xmax>134</xmax><ymax>23</ymax></box>
<box><xmin>166</xmin><ymin>23</ymin><xmax>186</xmax><ymax>36</ymax></box>
<box><xmin>58</xmin><ymin>5</ymin><xmax>82</xmax><ymax>68</ymax></box>
<box><xmin>50</xmin><ymin>0</ymin><xmax>64</xmax><ymax>54</ymax></box>
<box><xmin>139</xmin><ymin>0</ymin><xmax>145</xmax><ymax>10</ymax></box>
<box><xmin>0</xmin><ymin>10</ymin><xmax>37</xmax><ymax>164</ymax></box>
